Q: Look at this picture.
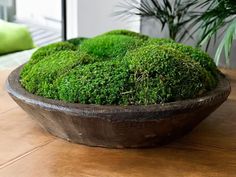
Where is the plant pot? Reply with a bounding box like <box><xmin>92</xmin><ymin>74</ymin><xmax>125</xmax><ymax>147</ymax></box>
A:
<box><xmin>6</xmin><ymin>65</ymin><xmax>231</xmax><ymax>148</ymax></box>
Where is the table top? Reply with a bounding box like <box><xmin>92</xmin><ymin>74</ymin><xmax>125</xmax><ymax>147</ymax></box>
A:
<box><xmin>0</xmin><ymin>68</ymin><xmax>236</xmax><ymax>177</ymax></box>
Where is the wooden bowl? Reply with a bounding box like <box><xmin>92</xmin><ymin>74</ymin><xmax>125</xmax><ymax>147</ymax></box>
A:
<box><xmin>6</xmin><ymin>65</ymin><xmax>231</xmax><ymax>148</ymax></box>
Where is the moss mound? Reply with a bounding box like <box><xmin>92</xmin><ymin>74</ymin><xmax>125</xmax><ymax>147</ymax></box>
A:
<box><xmin>67</xmin><ymin>37</ymin><xmax>88</xmax><ymax>46</ymax></box>
<box><xmin>21</xmin><ymin>42</ymin><xmax>77</xmax><ymax>78</ymax></box>
<box><xmin>56</xmin><ymin>59</ymin><xmax>130</xmax><ymax>104</ymax></box>
<box><xmin>145</xmin><ymin>38</ymin><xmax>175</xmax><ymax>46</ymax></box>
<box><xmin>125</xmin><ymin>45</ymin><xmax>213</xmax><ymax>104</ymax></box>
<box><xmin>30</xmin><ymin>42</ymin><xmax>76</xmax><ymax>63</ymax></box>
<box><xmin>21</xmin><ymin>51</ymin><xmax>99</xmax><ymax>98</ymax></box>
<box><xmin>20</xmin><ymin>29</ymin><xmax>219</xmax><ymax>105</ymax></box>
<box><xmin>79</xmin><ymin>34</ymin><xmax>146</xmax><ymax>59</ymax></box>
<box><xmin>103</xmin><ymin>29</ymin><xmax>149</xmax><ymax>39</ymax></box>
<box><xmin>159</xmin><ymin>43</ymin><xmax>219</xmax><ymax>80</ymax></box>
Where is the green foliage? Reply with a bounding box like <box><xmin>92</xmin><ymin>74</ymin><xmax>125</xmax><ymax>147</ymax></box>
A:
<box><xmin>194</xmin><ymin>0</ymin><xmax>236</xmax><ymax>66</ymax></box>
<box><xmin>115</xmin><ymin>0</ymin><xmax>199</xmax><ymax>42</ymax></box>
<box><xmin>215</xmin><ymin>19</ymin><xmax>236</xmax><ymax>66</ymax></box>
<box><xmin>20</xmin><ymin>29</ymin><xmax>219</xmax><ymax>105</ymax></box>
<box><xmin>79</xmin><ymin>34</ymin><xmax>145</xmax><ymax>59</ymax></box>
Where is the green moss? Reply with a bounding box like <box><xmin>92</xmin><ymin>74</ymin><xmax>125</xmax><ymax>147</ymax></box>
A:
<box><xmin>20</xmin><ymin>29</ymin><xmax>219</xmax><ymax>105</ymax></box>
<box><xmin>48</xmin><ymin>45</ymin><xmax>216</xmax><ymax>105</ymax></box>
<box><xmin>30</xmin><ymin>41</ymin><xmax>76</xmax><ymax>63</ymax></box>
<box><xmin>79</xmin><ymin>34</ymin><xmax>145</xmax><ymax>59</ymax></box>
<box><xmin>124</xmin><ymin>45</ymin><xmax>213</xmax><ymax>104</ymax></box>
<box><xmin>56</xmin><ymin>59</ymin><xmax>130</xmax><ymax>104</ymax></box>
<box><xmin>20</xmin><ymin>51</ymin><xmax>98</xmax><ymax>98</ymax></box>
<box><xmin>21</xmin><ymin>42</ymin><xmax>76</xmax><ymax>78</ymax></box>
<box><xmin>143</xmin><ymin>40</ymin><xmax>218</xmax><ymax>88</ymax></box>
<box><xmin>157</xmin><ymin>43</ymin><xmax>218</xmax><ymax>79</ymax></box>
<box><xmin>67</xmin><ymin>37</ymin><xmax>88</xmax><ymax>46</ymax></box>
<box><xmin>103</xmin><ymin>29</ymin><xmax>149</xmax><ymax>40</ymax></box>
<box><xmin>145</xmin><ymin>38</ymin><xmax>175</xmax><ymax>46</ymax></box>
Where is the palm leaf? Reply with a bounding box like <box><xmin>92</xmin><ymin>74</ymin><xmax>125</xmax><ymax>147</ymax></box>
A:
<box><xmin>215</xmin><ymin>19</ymin><xmax>236</xmax><ymax>66</ymax></box>
<box><xmin>114</xmin><ymin>0</ymin><xmax>199</xmax><ymax>42</ymax></box>
<box><xmin>194</xmin><ymin>0</ymin><xmax>236</xmax><ymax>65</ymax></box>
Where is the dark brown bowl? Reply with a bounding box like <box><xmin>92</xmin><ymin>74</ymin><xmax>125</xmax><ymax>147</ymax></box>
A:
<box><xmin>6</xmin><ymin>65</ymin><xmax>231</xmax><ymax>148</ymax></box>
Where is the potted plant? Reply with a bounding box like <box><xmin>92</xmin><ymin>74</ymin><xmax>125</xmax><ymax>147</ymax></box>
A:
<box><xmin>193</xmin><ymin>0</ymin><xmax>236</xmax><ymax>67</ymax></box>
<box><xmin>6</xmin><ymin>30</ymin><xmax>230</xmax><ymax>148</ymax></box>
<box><xmin>115</xmin><ymin>0</ymin><xmax>199</xmax><ymax>42</ymax></box>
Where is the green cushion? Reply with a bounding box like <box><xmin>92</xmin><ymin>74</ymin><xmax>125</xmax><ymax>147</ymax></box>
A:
<box><xmin>0</xmin><ymin>20</ymin><xmax>34</xmax><ymax>55</ymax></box>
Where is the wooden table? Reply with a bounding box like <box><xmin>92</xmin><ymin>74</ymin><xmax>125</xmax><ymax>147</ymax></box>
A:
<box><xmin>0</xmin><ymin>68</ymin><xmax>236</xmax><ymax>177</ymax></box>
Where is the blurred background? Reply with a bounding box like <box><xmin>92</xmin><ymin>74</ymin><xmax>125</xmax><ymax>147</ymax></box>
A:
<box><xmin>0</xmin><ymin>0</ymin><xmax>140</xmax><ymax>46</ymax></box>
<box><xmin>0</xmin><ymin>0</ymin><xmax>235</xmax><ymax>67</ymax></box>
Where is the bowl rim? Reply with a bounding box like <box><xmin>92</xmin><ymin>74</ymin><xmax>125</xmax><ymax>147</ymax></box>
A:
<box><xmin>6</xmin><ymin>65</ymin><xmax>231</xmax><ymax>121</ymax></box>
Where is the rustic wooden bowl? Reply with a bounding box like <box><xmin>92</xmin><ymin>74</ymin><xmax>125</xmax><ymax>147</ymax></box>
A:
<box><xmin>6</xmin><ymin>65</ymin><xmax>231</xmax><ymax>148</ymax></box>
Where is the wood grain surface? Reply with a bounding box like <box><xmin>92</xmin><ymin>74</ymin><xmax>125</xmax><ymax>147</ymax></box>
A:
<box><xmin>0</xmin><ymin>69</ymin><xmax>236</xmax><ymax>177</ymax></box>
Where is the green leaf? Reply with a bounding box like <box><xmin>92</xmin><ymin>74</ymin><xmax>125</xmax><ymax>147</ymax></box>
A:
<box><xmin>215</xmin><ymin>18</ymin><xmax>236</xmax><ymax>66</ymax></box>
<box><xmin>114</xmin><ymin>0</ymin><xmax>199</xmax><ymax>42</ymax></box>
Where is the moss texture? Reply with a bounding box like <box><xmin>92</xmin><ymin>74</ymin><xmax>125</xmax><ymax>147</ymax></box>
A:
<box><xmin>67</xmin><ymin>37</ymin><xmax>88</xmax><ymax>46</ymax></box>
<box><xmin>145</xmin><ymin>38</ymin><xmax>175</xmax><ymax>46</ymax></box>
<box><xmin>79</xmin><ymin>34</ymin><xmax>146</xmax><ymax>59</ymax></box>
<box><xmin>20</xmin><ymin>29</ymin><xmax>219</xmax><ymax>105</ymax></box>
<box><xmin>56</xmin><ymin>59</ymin><xmax>130</xmax><ymax>104</ymax></box>
<box><xmin>103</xmin><ymin>29</ymin><xmax>149</xmax><ymax>40</ymax></box>
<box><xmin>159</xmin><ymin>43</ymin><xmax>219</xmax><ymax>80</ymax></box>
<box><xmin>21</xmin><ymin>42</ymin><xmax>77</xmax><ymax>78</ymax></box>
<box><xmin>124</xmin><ymin>45</ymin><xmax>213</xmax><ymax>104</ymax></box>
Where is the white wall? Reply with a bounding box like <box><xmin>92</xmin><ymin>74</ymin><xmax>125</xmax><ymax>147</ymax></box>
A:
<box><xmin>66</xmin><ymin>0</ymin><xmax>140</xmax><ymax>39</ymax></box>
<box><xmin>16</xmin><ymin>0</ymin><xmax>61</xmax><ymax>29</ymax></box>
